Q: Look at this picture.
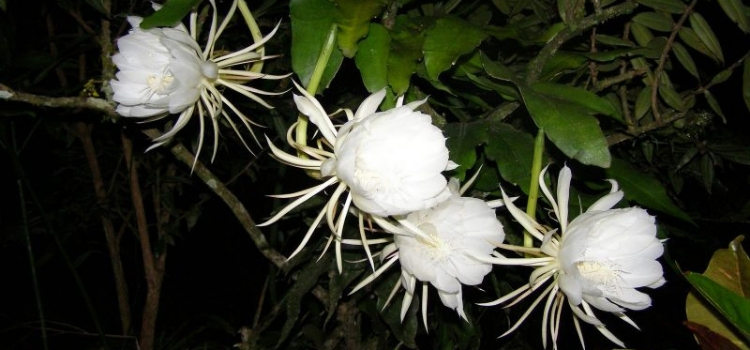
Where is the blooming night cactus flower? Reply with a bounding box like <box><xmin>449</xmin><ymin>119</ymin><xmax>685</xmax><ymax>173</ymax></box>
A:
<box><xmin>261</xmin><ymin>82</ymin><xmax>456</xmax><ymax>271</ymax></box>
<box><xmin>557</xmin><ymin>207</ymin><xmax>665</xmax><ymax>315</ymax></box>
<box><xmin>349</xmin><ymin>178</ymin><xmax>505</xmax><ymax>326</ymax></box>
<box><xmin>477</xmin><ymin>165</ymin><xmax>665</xmax><ymax>349</ymax></box>
<box><xmin>329</xmin><ymin>96</ymin><xmax>455</xmax><ymax>217</ymax></box>
<box><xmin>111</xmin><ymin>0</ymin><xmax>287</xmax><ymax>163</ymax></box>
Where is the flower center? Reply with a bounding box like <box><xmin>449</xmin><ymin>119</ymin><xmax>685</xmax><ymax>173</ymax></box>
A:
<box><xmin>575</xmin><ymin>260</ymin><xmax>621</xmax><ymax>294</ymax></box>
<box><xmin>354</xmin><ymin>168</ymin><xmax>388</xmax><ymax>195</ymax></box>
<box><xmin>415</xmin><ymin>223</ymin><xmax>450</xmax><ymax>260</ymax></box>
<box><xmin>146</xmin><ymin>72</ymin><xmax>175</xmax><ymax>94</ymax></box>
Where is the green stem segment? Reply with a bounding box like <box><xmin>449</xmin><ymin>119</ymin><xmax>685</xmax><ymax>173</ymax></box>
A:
<box><xmin>525</xmin><ymin>128</ymin><xmax>545</xmax><ymax>248</ymax></box>
<box><xmin>236</xmin><ymin>0</ymin><xmax>265</xmax><ymax>73</ymax></box>
<box><xmin>295</xmin><ymin>24</ymin><xmax>337</xmax><ymax>149</ymax></box>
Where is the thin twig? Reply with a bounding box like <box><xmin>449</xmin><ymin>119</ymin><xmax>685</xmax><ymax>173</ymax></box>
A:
<box><xmin>143</xmin><ymin>128</ymin><xmax>289</xmax><ymax>270</ymax></box>
<box><xmin>76</xmin><ymin>122</ymin><xmax>132</xmax><ymax>334</ymax></box>
<box><xmin>650</xmin><ymin>0</ymin><xmax>697</xmax><ymax>124</ymax></box>
<box><xmin>0</xmin><ymin>84</ymin><xmax>116</xmax><ymax>117</ymax></box>
<box><xmin>607</xmin><ymin>110</ymin><xmax>688</xmax><ymax>145</ymax></box>
<box><xmin>526</xmin><ymin>1</ymin><xmax>638</xmax><ymax>84</ymax></box>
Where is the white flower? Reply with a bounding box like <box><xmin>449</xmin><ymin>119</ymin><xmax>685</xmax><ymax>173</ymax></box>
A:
<box><xmin>111</xmin><ymin>16</ymin><xmax>207</xmax><ymax>118</ymax></box>
<box><xmin>327</xmin><ymin>98</ymin><xmax>455</xmax><ymax>216</ymax></box>
<box><xmin>111</xmin><ymin>0</ymin><xmax>288</xmax><ymax>163</ymax></box>
<box><xmin>477</xmin><ymin>165</ymin><xmax>665</xmax><ymax>349</ymax></box>
<box><xmin>348</xmin><ymin>178</ymin><xmax>505</xmax><ymax>327</ymax></box>
<box><xmin>261</xmin><ymin>83</ymin><xmax>456</xmax><ymax>271</ymax></box>
<box><xmin>558</xmin><ymin>207</ymin><xmax>665</xmax><ymax>314</ymax></box>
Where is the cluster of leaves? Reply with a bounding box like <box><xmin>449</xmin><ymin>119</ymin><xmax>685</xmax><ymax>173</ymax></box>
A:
<box><xmin>132</xmin><ymin>0</ymin><xmax>750</xmax><ymax>348</ymax></box>
<box><xmin>275</xmin><ymin>0</ymin><xmax>750</xmax><ymax>348</ymax></box>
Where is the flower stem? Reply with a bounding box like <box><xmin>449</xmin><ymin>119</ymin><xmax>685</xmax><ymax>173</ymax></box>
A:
<box><xmin>295</xmin><ymin>23</ymin><xmax>337</xmax><ymax>148</ymax></box>
<box><xmin>236</xmin><ymin>0</ymin><xmax>264</xmax><ymax>73</ymax></box>
<box><xmin>524</xmin><ymin>128</ymin><xmax>545</xmax><ymax>248</ymax></box>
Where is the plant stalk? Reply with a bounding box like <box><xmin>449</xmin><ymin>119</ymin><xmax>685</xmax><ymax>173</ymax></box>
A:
<box><xmin>295</xmin><ymin>23</ymin><xmax>337</xmax><ymax>148</ymax></box>
<box><xmin>525</xmin><ymin>129</ymin><xmax>545</xmax><ymax>249</ymax></box>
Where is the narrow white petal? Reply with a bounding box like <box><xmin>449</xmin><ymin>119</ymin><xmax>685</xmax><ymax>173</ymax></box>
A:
<box><xmin>501</xmin><ymin>187</ymin><xmax>545</xmax><ymax>241</ymax></box>
<box><xmin>354</xmin><ymin>89</ymin><xmax>387</xmax><ymax>120</ymax></box>
<box><xmin>258</xmin><ymin>177</ymin><xmax>338</xmax><ymax>226</ymax></box>
<box><xmin>287</xmin><ymin>206</ymin><xmax>327</xmax><ymax>261</ymax></box>
<box><xmin>587</xmin><ymin>190</ymin><xmax>624</xmax><ymax>212</ymax></box>
<box><xmin>556</xmin><ymin>165</ymin><xmax>572</xmax><ymax>232</ymax></box>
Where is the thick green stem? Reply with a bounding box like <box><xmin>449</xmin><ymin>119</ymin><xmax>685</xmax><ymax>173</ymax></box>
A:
<box><xmin>524</xmin><ymin>129</ymin><xmax>545</xmax><ymax>248</ymax></box>
<box><xmin>236</xmin><ymin>0</ymin><xmax>265</xmax><ymax>73</ymax></box>
<box><xmin>295</xmin><ymin>24</ymin><xmax>337</xmax><ymax>148</ymax></box>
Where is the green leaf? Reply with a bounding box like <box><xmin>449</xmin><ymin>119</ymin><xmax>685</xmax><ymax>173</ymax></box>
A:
<box><xmin>453</xmin><ymin>50</ymin><xmax>484</xmax><ymax>77</ymax></box>
<box><xmin>355</xmin><ymin>23</ymin><xmax>390</xmax><ymax>92</ymax></box>
<box><xmin>277</xmin><ymin>254</ymin><xmax>333</xmax><ymax>347</ymax></box>
<box><xmin>480</xmin><ymin>53</ymin><xmax>609</xmax><ymax>168</ymax></box>
<box><xmin>0</xmin><ymin>0</ymin><xmax>5</xmax><ymax>12</ymax></box>
<box><xmin>605</xmin><ymin>157</ymin><xmax>694</xmax><ymax>224</ymax></box>
<box><xmin>686</xmin><ymin>271</ymin><xmax>750</xmax><ymax>344</ymax></box>
<box><xmin>291</xmin><ymin>0</ymin><xmax>344</xmax><ymax>90</ymax></box>
<box><xmin>387</xmin><ymin>15</ymin><xmax>426</xmax><ymax>95</ymax></box>
<box><xmin>672</xmin><ymin>42</ymin><xmax>700</xmax><ymax>79</ymax></box>
<box><xmin>480</xmin><ymin>51</ymin><xmax>519</xmax><ymax>83</ymax></box>
<box><xmin>485</xmin><ymin>123</ymin><xmax>534</xmax><ymax>194</ymax></box>
<box><xmin>709</xmin><ymin>144</ymin><xmax>750</xmax><ymax>165</ymax></box>
<box><xmin>698</xmin><ymin>236</ymin><xmax>750</xmax><ymax>298</ymax></box>
<box><xmin>676</xmin><ymin>147</ymin><xmax>699</xmax><ymax>170</ymax></box>
<box><xmin>140</xmin><ymin>0</ymin><xmax>201</xmax><ymax>29</ymax></box>
<box><xmin>658</xmin><ymin>78</ymin><xmax>688</xmax><ymax>111</ymax></box>
<box><xmin>531</xmin><ymin>82</ymin><xmax>620</xmax><ymax>118</ymax></box>
<box><xmin>630</xmin><ymin>21</ymin><xmax>655</xmax><ymax>47</ymax></box>
<box><xmin>711</xmin><ymin>69</ymin><xmax>732</xmax><ymax>85</ymax></box>
<box><xmin>679</xmin><ymin>27</ymin><xmax>717</xmax><ymax>61</ymax></box>
<box><xmin>718</xmin><ymin>0</ymin><xmax>750</xmax><ymax>33</ymax></box>
<box><xmin>465</xmin><ymin>73</ymin><xmax>520</xmax><ymax>100</ymax></box>
<box><xmin>704</xmin><ymin>90</ymin><xmax>728</xmax><ymax>124</ymax></box>
<box><xmin>603</xmin><ymin>93</ymin><xmax>625</xmax><ymax>123</ymax></box>
<box><xmin>632</xmin><ymin>11</ymin><xmax>674</xmax><ymax>32</ymax></box>
<box><xmin>630</xmin><ymin>57</ymin><xmax>655</xmax><ymax>85</ymax></box>
<box><xmin>685</xmin><ymin>321</ymin><xmax>747</xmax><ymax>350</ymax></box>
<box><xmin>334</xmin><ymin>0</ymin><xmax>386</xmax><ymax>58</ymax></box>
<box><xmin>596</xmin><ymin>34</ymin><xmax>635</xmax><ymax>47</ymax></box>
<box><xmin>540</xmin><ymin>51</ymin><xmax>589</xmax><ymax>81</ymax></box>
<box><xmin>585</xmin><ymin>48</ymin><xmax>637</xmax><ymax>62</ymax></box>
<box><xmin>521</xmin><ymin>87</ymin><xmax>611</xmax><ymax>168</ymax></box>
<box><xmin>326</xmin><ymin>256</ymin><xmax>366</xmax><ymax>323</ymax></box>
<box><xmin>635</xmin><ymin>0</ymin><xmax>687</xmax><ymax>14</ymax></box>
<box><xmin>701</xmin><ymin>154</ymin><xmax>715</xmax><ymax>193</ymax></box>
<box><xmin>744</xmin><ymin>58</ymin><xmax>750</xmax><ymax>112</ymax></box>
<box><xmin>444</xmin><ymin>121</ymin><xmax>489</xmax><ymax>179</ymax></box>
<box><xmin>640</xmin><ymin>36</ymin><xmax>668</xmax><ymax>59</ymax></box>
<box><xmin>634</xmin><ymin>86</ymin><xmax>653</xmax><ymax>121</ymax></box>
<box><xmin>690</xmin><ymin>12</ymin><xmax>725</xmax><ymax>63</ymax></box>
<box><xmin>423</xmin><ymin>17</ymin><xmax>487</xmax><ymax>81</ymax></box>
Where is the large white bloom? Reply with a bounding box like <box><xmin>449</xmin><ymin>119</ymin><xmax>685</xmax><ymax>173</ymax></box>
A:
<box><xmin>558</xmin><ymin>207</ymin><xmax>665</xmax><ymax>314</ymax></box>
<box><xmin>261</xmin><ymin>83</ymin><xmax>456</xmax><ymax>270</ymax></box>
<box><xmin>349</xmin><ymin>178</ymin><xmax>505</xmax><ymax>327</ymax></box>
<box><xmin>477</xmin><ymin>165</ymin><xmax>665</xmax><ymax>349</ymax></box>
<box><xmin>327</xmin><ymin>99</ymin><xmax>454</xmax><ymax>216</ymax></box>
<box><xmin>111</xmin><ymin>0</ymin><xmax>288</xmax><ymax>162</ymax></box>
<box><xmin>111</xmin><ymin>16</ymin><xmax>207</xmax><ymax>118</ymax></box>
